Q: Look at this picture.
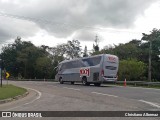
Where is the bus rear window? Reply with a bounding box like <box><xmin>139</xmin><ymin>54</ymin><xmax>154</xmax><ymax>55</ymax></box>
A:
<box><xmin>82</xmin><ymin>56</ymin><xmax>102</xmax><ymax>66</ymax></box>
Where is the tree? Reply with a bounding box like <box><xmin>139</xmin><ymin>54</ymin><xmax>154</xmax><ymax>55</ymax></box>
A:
<box><xmin>50</xmin><ymin>46</ymin><xmax>65</xmax><ymax>79</ymax></box>
<box><xmin>1</xmin><ymin>37</ymin><xmax>24</xmax><ymax>78</ymax></box>
<box><xmin>1</xmin><ymin>37</ymin><xmax>54</xmax><ymax>79</ymax></box>
<box><xmin>83</xmin><ymin>45</ymin><xmax>88</xmax><ymax>57</ymax></box>
<box><xmin>118</xmin><ymin>59</ymin><xmax>146</xmax><ymax>81</ymax></box>
<box><xmin>35</xmin><ymin>57</ymin><xmax>53</xmax><ymax>79</ymax></box>
<box><xmin>17</xmin><ymin>46</ymin><xmax>40</xmax><ymax>78</ymax></box>
<box><xmin>141</xmin><ymin>28</ymin><xmax>160</xmax><ymax>81</ymax></box>
<box><xmin>93</xmin><ymin>44</ymin><xmax>99</xmax><ymax>52</ymax></box>
<box><xmin>50</xmin><ymin>44</ymin><xmax>66</xmax><ymax>57</ymax></box>
<box><xmin>93</xmin><ymin>35</ymin><xmax>99</xmax><ymax>52</ymax></box>
<box><xmin>100</xmin><ymin>39</ymin><xmax>142</xmax><ymax>60</ymax></box>
<box><xmin>65</xmin><ymin>40</ymin><xmax>81</xmax><ymax>59</ymax></box>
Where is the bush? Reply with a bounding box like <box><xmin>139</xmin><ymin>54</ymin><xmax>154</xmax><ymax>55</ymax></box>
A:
<box><xmin>118</xmin><ymin>59</ymin><xmax>146</xmax><ymax>81</ymax></box>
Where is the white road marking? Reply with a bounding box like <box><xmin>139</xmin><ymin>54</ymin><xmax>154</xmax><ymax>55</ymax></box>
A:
<box><xmin>6</xmin><ymin>87</ymin><xmax>42</xmax><ymax>110</ymax></box>
<box><xmin>63</xmin><ymin>87</ymin><xmax>80</xmax><ymax>91</ymax></box>
<box><xmin>23</xmin><ymin>87</ymin><xmax>42</xmax><ymax>105</ymax></box>
<box><xmin>47</xmin><ymin>85</ymin><xmax>58</xmax><ymax>87</ymax></box>
<box><xmin>91</xmin><ymin>92</ymin><xmax>118</xmax><ymax>98</ymax></box>
<box><xmin>139</xmin><ymin>100</ymin><xmax>160</xmax><ymax>109</ymax></box>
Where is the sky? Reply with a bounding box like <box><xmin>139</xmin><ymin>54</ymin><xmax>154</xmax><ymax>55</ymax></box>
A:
<box><xmin>0</xmin><ymin>0</ymin><xmax>160</xmax><ymax>50</ymax></box>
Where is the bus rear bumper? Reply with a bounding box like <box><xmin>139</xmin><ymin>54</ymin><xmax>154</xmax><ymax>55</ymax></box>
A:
<box><xmin>101</xmin><ymin>77</ymin><xmax>117</xmax><ymax>83</ymax></box>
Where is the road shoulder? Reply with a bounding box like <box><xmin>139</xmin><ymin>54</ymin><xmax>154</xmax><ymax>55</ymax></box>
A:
<box><xmin>0</xmin><ymin>88</ymin><xmax>40</xmax><ymax>111</ymax></box>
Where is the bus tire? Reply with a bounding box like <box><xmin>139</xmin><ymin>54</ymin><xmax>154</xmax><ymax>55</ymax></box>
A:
<box><xmin>94</xmin><ymin>83</ymin><xmax>101</xmax><ymax>86</ymax></box>
<box><xmin>82</xmin><ymin>77</ymin><xmax>89</xmax><ymax>86</ymax></box>
<box><xmin>59</xmin><ymin>77</ymin><xmax>63</xmax><ymax>84</ymax></box>
<box><xmin>71</xmin><ymin>81</ymin><xmax>74</xmax><ymax>85</ymax></box>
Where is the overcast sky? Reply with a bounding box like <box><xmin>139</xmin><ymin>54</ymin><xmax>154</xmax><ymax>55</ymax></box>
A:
<box><xmin>0</xmin><ymin>0</ymin><xmax>160</xmax><ymax>50</ymax></box>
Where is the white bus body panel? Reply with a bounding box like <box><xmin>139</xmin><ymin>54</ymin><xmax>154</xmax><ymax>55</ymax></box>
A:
<box><xmin>56</xmin><ymin>54</ymin><xmax>119</xmax><ymax>84</ymax></box>
<box><xmin>101</xmin><ymin>54</ymin><xmax>119</xmax><ymax>82</ymax></box>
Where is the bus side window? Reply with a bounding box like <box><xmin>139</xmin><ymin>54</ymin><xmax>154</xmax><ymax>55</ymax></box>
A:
<box><xmin>82</xmin><ymin>56</ymin><xmax>101</xmax><ymax>67</ymax></box>
<box><xmin>92</xmin><ymin>56</ymin><xmax>101</xmax><ymax>65</ymax></box>
<box><xmin>82</xmin><ymin>59</ymin><xmax>93</xmax><ymax>66</ymax></box>
<box><xmin>83</xmin><ymin>61</ymin><xmax>89</xmax><ymax>66</ymax></box>
<box><xmin>77</xmin><ymin>60</ymin><xmax>86</xmax><ymax>67</ymax></box>
<box><xmin>59</xmin><ymin>63</ymin><xmax>66</xmax><ymax>71</ymax></box>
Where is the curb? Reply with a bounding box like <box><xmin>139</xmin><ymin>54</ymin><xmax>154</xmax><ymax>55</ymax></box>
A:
<box><xmin>0</xmin><ymin>91</ymin><xmax>29</xmax><ymax>104</ymax></box>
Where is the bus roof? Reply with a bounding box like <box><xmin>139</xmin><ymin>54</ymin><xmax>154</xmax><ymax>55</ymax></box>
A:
<box><xmin>59</xmin><ymin>54</ymin><xmax>118</xmax><ymax>64</ymax></box>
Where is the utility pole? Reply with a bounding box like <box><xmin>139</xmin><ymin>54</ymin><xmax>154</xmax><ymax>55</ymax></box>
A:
<box><xmin>95</xmin><ymin>35</ymin><xmax>99</xmax><ymax>46</ymax></box>
<box><xmin>0</xmin><ymin>58</ymin><xmax>3</xmax><ymax>87</ymax></box>
<box><xmin>148</xmin><ymin>40</ymin><xmax>152</xmax><ymax>82</ymax></box>
<box><xmin>0</xmin><ymin>67</ymin><xmax>2</xmax><ymax>87</ymax></box>
<box><xmin>93</xmin><ymin>35</ymin><xmax>99</xmax><ymax>52</ymax></box>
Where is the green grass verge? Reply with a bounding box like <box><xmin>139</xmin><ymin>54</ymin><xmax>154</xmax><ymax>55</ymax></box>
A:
<box><xmin>0</xmin><ymin>84</ymin><xmax>27</xmax><ymax>100</ymax></box>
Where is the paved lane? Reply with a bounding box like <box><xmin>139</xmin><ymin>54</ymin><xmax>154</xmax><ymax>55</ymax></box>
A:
<box><xmin>0</xmin><ymin>81</ymin><xmax>160</xmax><ymax>120</ymax></box>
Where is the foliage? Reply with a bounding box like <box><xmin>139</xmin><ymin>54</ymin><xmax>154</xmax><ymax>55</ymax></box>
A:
<box><xmin>92</xmin><ymin>35</ymin><xmax>100</xmax><ymax>54</ymax></box>
<box><xmin>0</xmin><ymin>28</ymin><xmax>160</xmax><ymax>81</ymax></box>
<box><xmin>93</xmin><ymin>44</ymin><xmax>99</xmax><ymax>52</ymax></box>
<box><xmin>0</xmin><ymin>38</ymin><xmax>82</xmax><ymax>79</ymax></box>
<box><xmin>83</xmin><ymin>45</ymin><xmax>89</xmax><ymax>57</ymax></box>
<box><xmin>102</xmin><ymin>40</ymin><xmax>142</xmax><ymax>60</ymax></box>
<box><xmin>65</xmin><ymin>40</ymin><xmax>82</xmax><ymax>59</ymax></box>
<box><xmin>1</xmin><ymin>37</ymin><xmax>53</xmax><ymax>79</ymax></box>
<box><xmin>118</xmin><ymin>59</ymin><xmax>147</xmax><ymax>81</ymax></box>
<box><xmin>141</xmin><ymin>28</ymin><xmax>160</xmax><ymax>81</ymax></box>
<box><xmin>35</xmin><ymin>57</ymin><xmax>53</xmax><ymax>79</ymax></box>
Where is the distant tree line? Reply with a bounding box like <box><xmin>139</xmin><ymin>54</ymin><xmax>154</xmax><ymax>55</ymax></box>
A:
<box><xmin>93</xmin><ymin>28</ymin><xmax>160</xmax><ymax>81</ymax></box>
<box><xmin>0</xmin><ymin>28</ymin><xmax>160</xmax><ymax>81</ymax></box>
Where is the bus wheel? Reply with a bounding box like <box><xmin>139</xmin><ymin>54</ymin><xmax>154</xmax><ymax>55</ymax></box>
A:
<box><xmin>59</xmin><ymin>78</ymin><xmax>63</xmax><ymax>84</ymax></box>
<box><xmin>71</xmin><ymin>81</ymin><xmax>74</xmax><ymax>85</ymax></box>
<box><xmin>94</xmin><ymin>83</ymin><xmax>101</xmax><ymax>86</ymax></box>
<box><xmin>82</xmin><ymin>77</ymin><xmax>89</xmax><ymax>86</ymax></box>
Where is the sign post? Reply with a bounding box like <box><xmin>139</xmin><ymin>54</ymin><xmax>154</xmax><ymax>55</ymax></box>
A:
<box><xmin>0</xmin><ymin>68</ymin><xmax>2</xmax><ymax>87</ymax></box>
<box><xmin>6</xmin><ymin>72</ymin><xmax>10</xmax><ymax>79</ymax></box>
<box><xmin>6</xmin><ymin>72</ymin><xmax>10</xmax><ymax>85</ymax></box>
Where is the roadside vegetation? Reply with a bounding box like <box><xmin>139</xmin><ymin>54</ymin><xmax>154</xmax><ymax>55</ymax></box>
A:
<box><xmin>0</xmin><ymin>28</ymin><xmax>160</xmax><ymax>82</ymax></box>
<box><xmin>0</xmin><ymin>85</ymin><xmax>27</xmax><ymax>100</ymax></box>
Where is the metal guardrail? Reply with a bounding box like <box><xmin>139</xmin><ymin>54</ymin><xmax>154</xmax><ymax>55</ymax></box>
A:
<box><xmin>9</xmin><ymin>79</ymin><xmax>56</xmax><ymax>82</ymax></box>
<box><xmin>116</xmin><ymin>81</ymin><xmax>160</xmax><ymax>86</ymax></box>
<box><xmin>7</xmin><ymin>79</ymin><xmax>160</xmax><ymax>87</ymax></box>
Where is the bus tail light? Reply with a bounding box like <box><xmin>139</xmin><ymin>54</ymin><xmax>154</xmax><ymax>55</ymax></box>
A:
<box><xmin>101</xmin><ymin>69</ymin><xmax>104</xmax><ymax>76</ymax></box>
<box><xmin>116</xmin><ymin>75</ymin><xmax>118</xmax><ymax>80</ymax></box>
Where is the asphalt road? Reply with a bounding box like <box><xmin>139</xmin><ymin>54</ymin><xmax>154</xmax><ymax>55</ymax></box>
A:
<box><xmin>0</xmin><ymin>81</ymin><xmax>160</xmax><ymax>120</ymax></box>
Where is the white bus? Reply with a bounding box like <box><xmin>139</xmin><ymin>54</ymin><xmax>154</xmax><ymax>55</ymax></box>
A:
<box><xmin>55</xmin><ymin>54</ymin><xmax>119</xmax><ymax>86</ymax></box>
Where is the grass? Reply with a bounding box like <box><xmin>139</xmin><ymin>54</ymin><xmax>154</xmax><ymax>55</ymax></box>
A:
<box><xmin>0</xmin><ymin>84</ymin><xmax>27</xmax><ymax>100</ymax></box>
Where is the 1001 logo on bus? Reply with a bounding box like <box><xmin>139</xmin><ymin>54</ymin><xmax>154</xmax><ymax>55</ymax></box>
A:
<box><xmin>80</xmin><ymin>68</ymin><xmax>90</xmax><ymax>77</ymax></box>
